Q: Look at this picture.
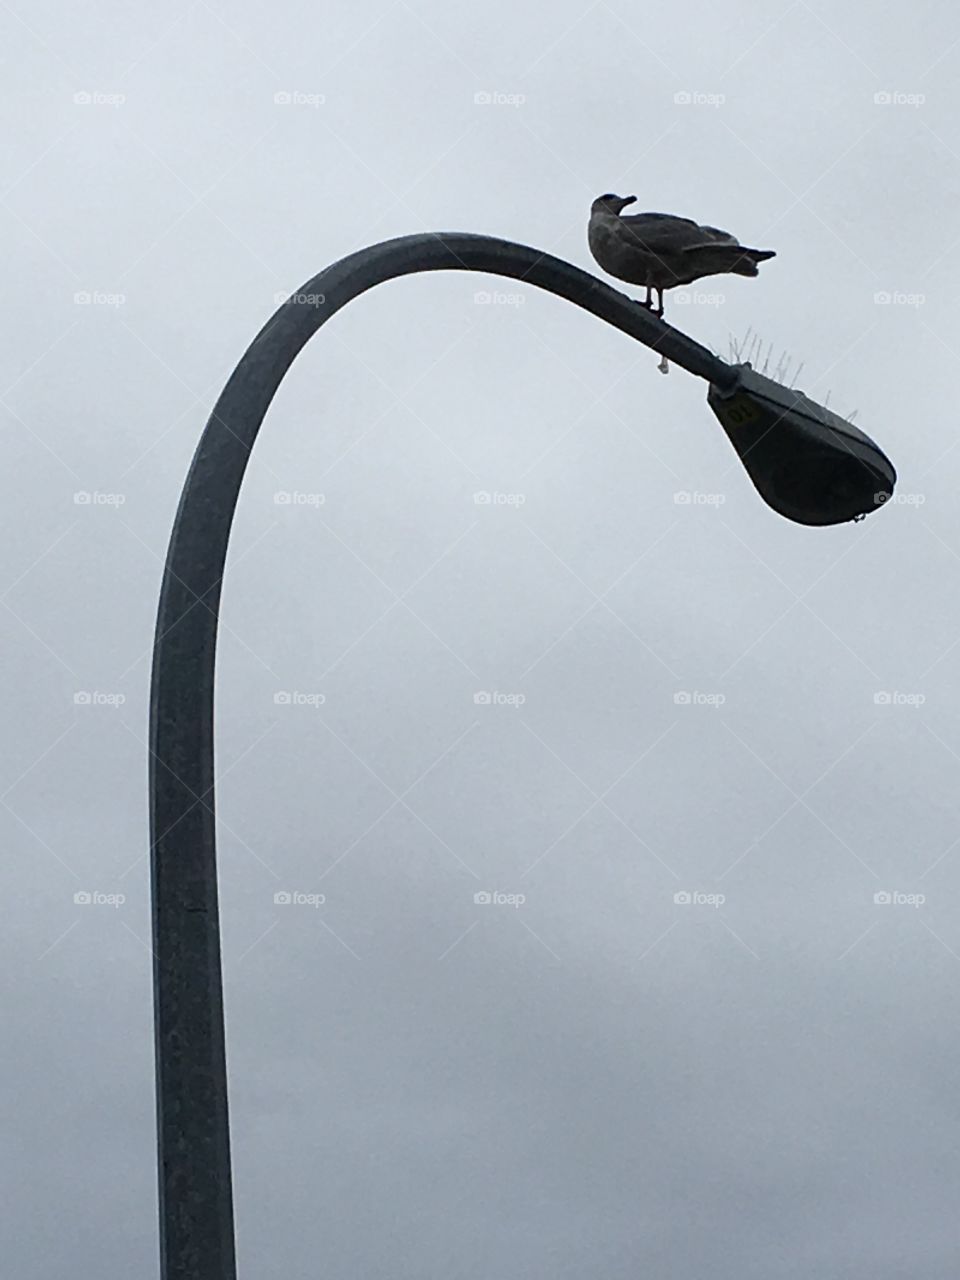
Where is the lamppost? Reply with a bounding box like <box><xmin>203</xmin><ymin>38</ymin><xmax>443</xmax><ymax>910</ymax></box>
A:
<box><xmin>149</xmin><ymin>232</ymin><xmax>896</xmax><ymax>1280</ymax></box>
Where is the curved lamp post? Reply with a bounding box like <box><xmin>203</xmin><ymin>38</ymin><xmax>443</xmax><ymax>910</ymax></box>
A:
<box><xmin>149</xmin><ymin>232</ymin><xmax>896</xmax><ymax>1280</ymax></box>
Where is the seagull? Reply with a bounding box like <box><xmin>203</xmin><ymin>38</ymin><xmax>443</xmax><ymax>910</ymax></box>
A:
<box><xmin>588</xmin><ymin>193</ymin><xmax>775</xmax><ymax>317</ymax></box>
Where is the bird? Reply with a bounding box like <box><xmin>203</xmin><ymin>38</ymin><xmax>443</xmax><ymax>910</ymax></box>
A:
<box><xmin>588</xmin><ymin>193</ymin><xmax>775</xmax><ymax>317</ymax></box>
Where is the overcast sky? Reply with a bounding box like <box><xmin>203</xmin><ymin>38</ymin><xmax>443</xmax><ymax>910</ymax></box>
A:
<box><xmin>4</xmin><ymin>0</ymin><xmax>960</xmax><ymax>1275</ymax></box>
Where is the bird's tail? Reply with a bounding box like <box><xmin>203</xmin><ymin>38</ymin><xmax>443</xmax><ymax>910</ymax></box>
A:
<box><xmin>730</xmin><ymin>247</ymin><xmax>776</xmax><ymax>277</ymax></box>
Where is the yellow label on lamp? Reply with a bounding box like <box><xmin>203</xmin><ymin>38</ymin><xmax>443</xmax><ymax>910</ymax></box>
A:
<box><xmin>715</xmin><ymin>394</ymin><xmax>762</xmax><ymax>428</ymax></box>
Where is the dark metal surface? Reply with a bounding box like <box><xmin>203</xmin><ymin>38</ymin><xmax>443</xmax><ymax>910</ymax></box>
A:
<box><xmin>706</xmin><ymin>360</ymin><xmax>901</xmax><ymax>524</ymax></box>
<box><xmin>708</xmin><ymin>363</ymin><xmax>897</xmax><ymax>525</ymax></box>
<box><xmin>148</xmin><ymin>231</ymin><xmax>893</xmax><ymax>1279</ymax></box>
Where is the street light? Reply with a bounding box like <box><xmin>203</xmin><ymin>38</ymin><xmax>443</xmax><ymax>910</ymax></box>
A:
<box><xmin>708</xmin><ymin>363</ymin><xmax>896</xmax><ymax>525</ymax></box>
<box><xmin>149</xmin><ymin>231</ymin><xmax>897</xmax><ymax>1280</ymax></box>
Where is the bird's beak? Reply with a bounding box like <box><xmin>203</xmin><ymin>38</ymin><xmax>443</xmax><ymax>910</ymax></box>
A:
<box><xmin>619</xmin><ymin>195</ymin><xmax>637</xmax><ymax>211</ymax></box>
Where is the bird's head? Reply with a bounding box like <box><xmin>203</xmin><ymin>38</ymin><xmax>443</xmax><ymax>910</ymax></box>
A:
<box><xmin>591</xmin><ymin>192</ymin><xmax>637</xmax><ymax>216</ymax></box>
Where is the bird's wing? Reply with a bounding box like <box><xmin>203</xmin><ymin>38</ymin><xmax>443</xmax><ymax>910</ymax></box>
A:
<box><xmin>618</xmin><ymin>212</ymin><xmax>735</xmax><ymax>252</ymax></box>
<box><xmin>620</xmin><ymin>211</ymin><xmax>702</xmax><ymax>233</ymax></box>
<box><xmin>695</xmin><ymin>224</ymin><xmax>739</xmax><ymax>245</ymax></box>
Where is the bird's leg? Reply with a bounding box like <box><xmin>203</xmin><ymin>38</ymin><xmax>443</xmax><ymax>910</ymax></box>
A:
<box><xmin>655</xmin><ymin>290</ymin><xmax>667</xmax><ymax>370</ymax></box>
<box><xmin>638</xmin><ymin>284</ymin><xmax>653</xmax><ymax>310</ymax></box>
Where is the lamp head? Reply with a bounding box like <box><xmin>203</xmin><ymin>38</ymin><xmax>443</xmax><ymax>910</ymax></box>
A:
<box><xmin>707</xmin><ymin>365</ymin><xmax>896</xmax><ymax>525</ymax></box>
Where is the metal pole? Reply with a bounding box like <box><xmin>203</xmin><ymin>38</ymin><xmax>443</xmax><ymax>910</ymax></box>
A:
<box><xmin>148</xmin><ymin>232</ymin><xmax>740</xmax><ymax>1279</ymax></box>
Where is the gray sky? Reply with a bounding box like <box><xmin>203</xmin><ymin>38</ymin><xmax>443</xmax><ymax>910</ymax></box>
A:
<box><xmin>4</xmin><ymin>0</ymin><xmax>960</xmax><ymax>1275</ymax></box>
